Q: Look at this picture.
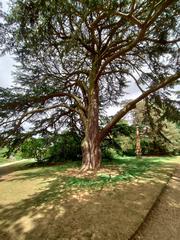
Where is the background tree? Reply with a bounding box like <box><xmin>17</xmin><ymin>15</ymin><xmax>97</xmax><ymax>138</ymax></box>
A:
<box><xmin>133</xmin><ymin>100</ymin><xmax>180</xmax><ymax>155</ymax></box>
<box><xmin>135</xmin><ymin>125</ymin><xmax>142</xmax><ymax>158</ymax></box>
<box><xmin>102</xmin><ymin>120</ymin><xmax>135</xmax><ymax>158</ymax></box>
<box><xmin>0</xmin><ymin>0</ymin><xmax>180</xmax><ymax>170</ymax></box>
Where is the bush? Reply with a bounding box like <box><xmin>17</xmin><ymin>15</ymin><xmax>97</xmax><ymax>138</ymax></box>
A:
<box><xmin>47</xmin><ymin>132</ymin><xmax>81</xmax><ymax>162</ymax></box>
<box><xmin>21</xmin><ymin>138</ymin><xmax>49</xmax><ymax>162</ymax></box>
<box><xmin>20</xmin><ymin>131</ymin><xmax>82</xmax><ymax>163</ymax></box>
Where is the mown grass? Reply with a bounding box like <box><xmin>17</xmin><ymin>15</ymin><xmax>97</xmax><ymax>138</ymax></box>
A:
<box><xmin>10</xmin><ymin>156</ymin><xmax>179</xmax><ymax>192</ymax></box>
<box><xmin>61</xmin><ymin>156</ymin><xmax>178</xmax><ymax>189</ymax></box>
<box><xmin>0</xmin><ymin>155</ymin><xmax>179</xmax><ymax>240</ymax></box>
<box><xmin>1</xmin><ymin>154</ymin><xmax>179</xmax><ymax>199</ymax></box>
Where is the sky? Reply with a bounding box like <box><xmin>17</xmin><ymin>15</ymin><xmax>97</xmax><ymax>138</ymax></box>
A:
<box><xmin>0</xmin><ymin>0</ymin><xmax>15</xmax><ymax>87</ymax></box>
<box><xmin>0</xmin><ymin>0</ymin><xmax>140</xmax><ymax>115</ymax></box>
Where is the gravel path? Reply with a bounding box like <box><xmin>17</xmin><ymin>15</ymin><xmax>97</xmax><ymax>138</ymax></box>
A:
<box><xmin>132</xmin><ymin>165</ymin><xmax>180</xmax><ymax>240</ymax></box>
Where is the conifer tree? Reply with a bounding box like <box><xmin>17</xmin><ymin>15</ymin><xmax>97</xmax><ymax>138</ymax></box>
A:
<box><xmin>0</xmin><ymin>0</ymin><xmax>179</xmax><ymax>170</ymax></box>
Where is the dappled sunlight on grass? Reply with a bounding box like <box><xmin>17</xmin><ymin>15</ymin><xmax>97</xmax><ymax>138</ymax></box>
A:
<box><xmin>1</xmin><ymin>156</ymin><xmax>179</xmax><ymax>190</ymax></box>
<box><xmin>0</xmin><ymin>156</ymin><xmax>179</xmax><ymax>240</ymax></box>
<box><xmin>0</xmin><ymin>174</ymin><xmax>169</xmax><ymax>240</ymax></box>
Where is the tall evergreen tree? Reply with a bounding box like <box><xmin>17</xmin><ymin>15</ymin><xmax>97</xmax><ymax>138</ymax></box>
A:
<box><xmin>133</xmin><ymin>100</ymin><xmax>180</xmax><ymax>155</ymax></box>
<box><xmin>0</xmin><ymin>0</ymin><xmax>179</xmax><ymax>170</ymax></box>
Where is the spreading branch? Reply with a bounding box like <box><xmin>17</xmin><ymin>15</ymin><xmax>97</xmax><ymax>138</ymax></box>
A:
<box><xmin>100</xmin><ymin>72</ymin><xmax>180</xmax><ymax>140</ymax></box>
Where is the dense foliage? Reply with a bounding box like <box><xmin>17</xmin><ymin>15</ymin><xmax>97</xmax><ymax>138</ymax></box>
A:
<box><xmin>21</xmin><ymin>131</ymin><xmax>81</xmax><ymax>163</ymax></box>
<box><xmin>20</xmin><ymin>119</ymin><xmax>180</xmax><ymax>163</ymax></box>
<box><xmin>103</xmin><ymin>119</ymin><xmax>180</xmax><ymax>157</ymax></box>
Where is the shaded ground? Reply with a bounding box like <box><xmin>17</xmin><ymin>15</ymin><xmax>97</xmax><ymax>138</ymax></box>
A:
<box><xmin>0</xmin><ymin>156</ymin><xmax>179</xmax><ymax>240</ymax></box>
<box><xmin>132</xmin><ymin>166</ymin><xmax>180</xmax><ymax>240</ymax></box>
<box><xmin>0</xmin><ymin>159</ymin><xmax>34</xmax><ymax>178</ymax></box>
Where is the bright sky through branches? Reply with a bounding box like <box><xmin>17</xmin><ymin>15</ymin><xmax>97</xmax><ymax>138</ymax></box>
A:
<box><xmin>0</xmin><ymin>0</ymin><xmax>141</xmax><ymax>115</ymax></box>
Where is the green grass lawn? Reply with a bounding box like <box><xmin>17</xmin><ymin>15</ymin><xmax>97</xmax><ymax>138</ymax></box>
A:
<box><xmin>0</xmin><ymin>148</ymin><xmax>27</xmax><ymax>165</ymax></box>
<box><xmin>0</xmin><ymin>155</ymin><xmax>179</xmax><ymax>240</ymax></box>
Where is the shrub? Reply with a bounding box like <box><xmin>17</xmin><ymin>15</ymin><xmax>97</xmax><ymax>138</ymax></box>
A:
<box><xmin>20</xmin><ymin>131</ymin><xmax>82</xmax><ymax>163</ymax></box>
<box><xmin>21</xmin><ymin>138</ymin><xmax>49</xmax><ymax>162</ymax></box>
<box><xmin>47</xmin><ymin>132</ymin><xmax>81</xmax><ymax>162</ymax></box>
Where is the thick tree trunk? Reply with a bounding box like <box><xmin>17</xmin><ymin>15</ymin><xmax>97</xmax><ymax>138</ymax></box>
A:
<box><xmin>81</xmin><ymin>74</ymin><xmax>101</xmax><ymax>171</ymax></box>
<box><xmin>81</xmin><ymin>136</ymin><xmax>101</xmax><ymax>171</ymax></box>
<box><xmin>81</xmin><ymin>99</ymin><xmax>102</xmax><ymax>171</ymax></box>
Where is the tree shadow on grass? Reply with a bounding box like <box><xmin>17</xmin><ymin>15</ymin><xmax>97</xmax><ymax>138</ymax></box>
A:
<box><xmin>103</xmin><ymin>156</ymin><xmax>174</xmax><ymax>181</ymax></box>
<box><xmin>0</xmin><ymin>164</ymin><xmax>29</xmax><ymax>178</ymax></box>
<box><xmin>0</xmin><ymin>166</ymin><xmax>175</xmax><ymax>240</ymax></box>
<box><xmin>0</xmin><ymin>156</ymin><xmax>178</xmax><ymax>240</ymax></box>
<box><xmin>1</xmin><ymin>156</ymin><xmax>175</xmax><ymax>188</ymax></box>
<box><xmin>0</xmin><ymin>161</ymin><xmax>81</xmax><ymax>182</ymax></box>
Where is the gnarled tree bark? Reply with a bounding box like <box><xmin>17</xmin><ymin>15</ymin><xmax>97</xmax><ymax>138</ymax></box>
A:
<box><xmin>81</xmin><ymin>92</ymin><xmax>101</xmax><ymax>170</ymax></box>
<box><xmin>81</xmin><ymin>64</ymin><xmax>102</xmax><ymax>171</ymax></box>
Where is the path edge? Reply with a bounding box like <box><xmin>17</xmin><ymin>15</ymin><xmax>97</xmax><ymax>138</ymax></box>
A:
<box><xmin>128</xmin><ymin>167</ymin><xmax>177</xmax><ymax>240</ymax></box>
